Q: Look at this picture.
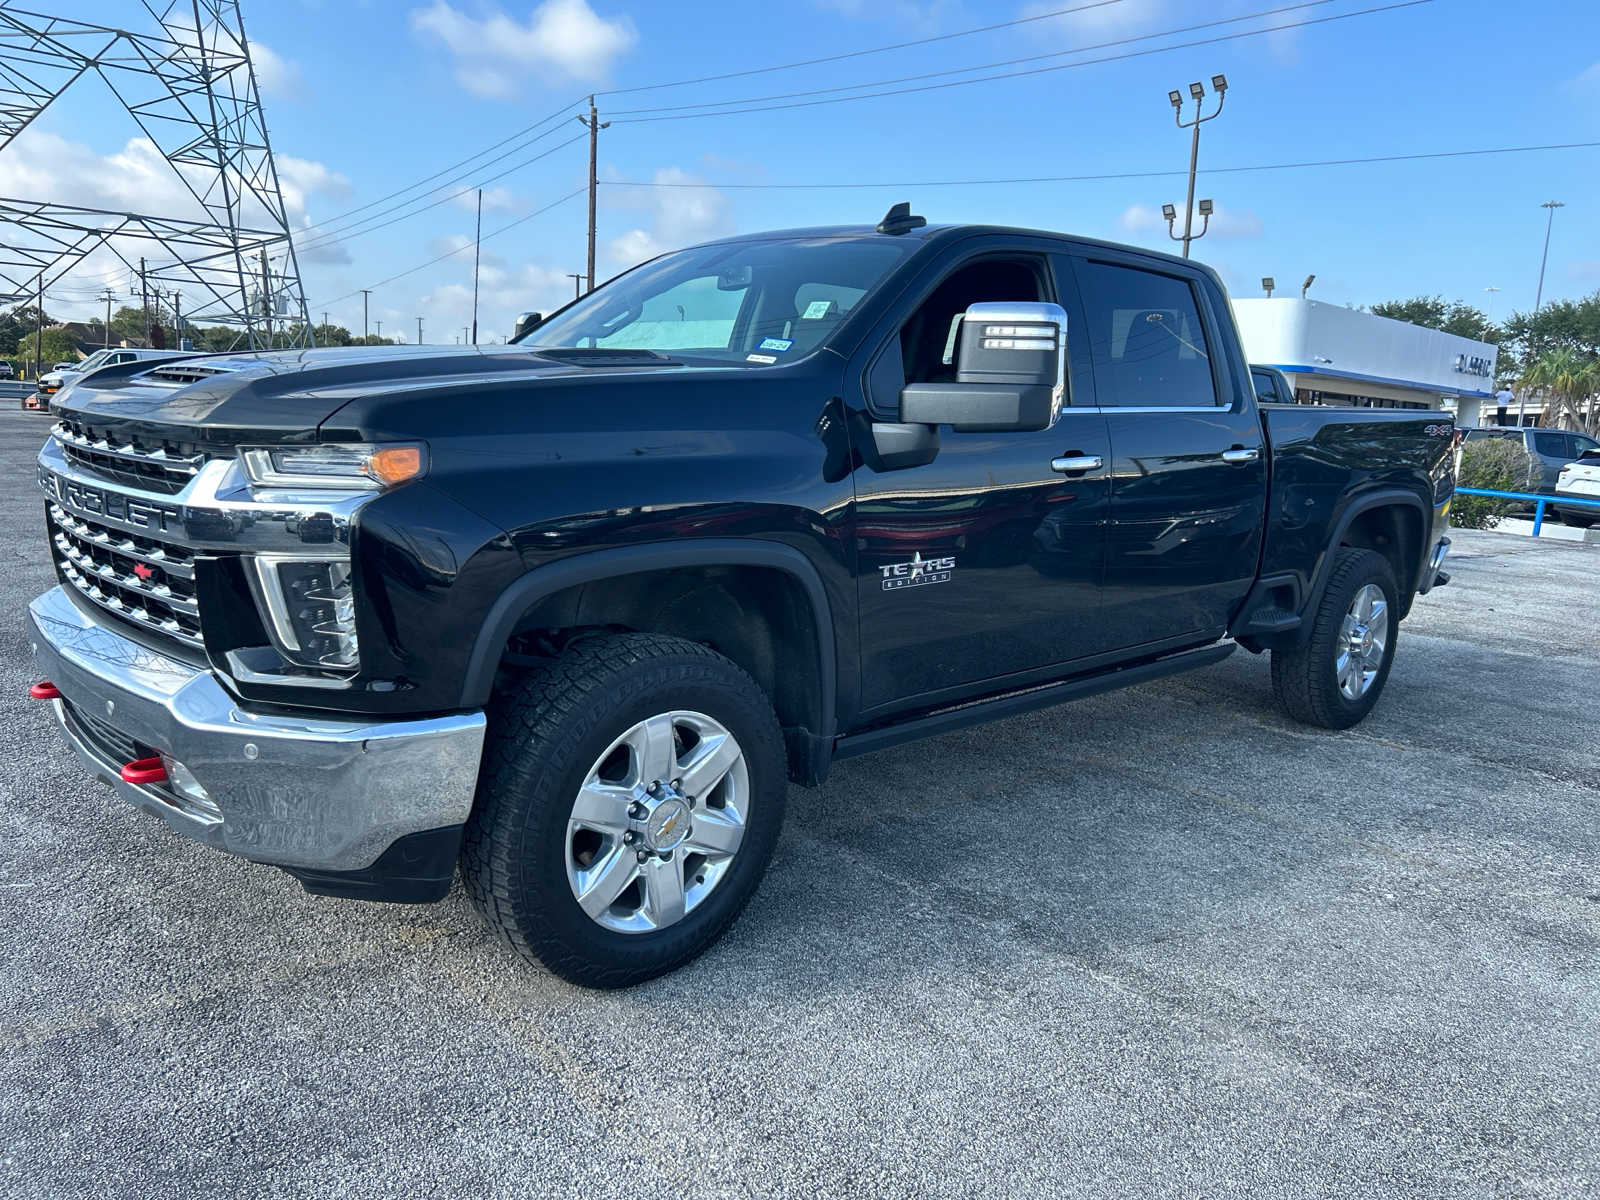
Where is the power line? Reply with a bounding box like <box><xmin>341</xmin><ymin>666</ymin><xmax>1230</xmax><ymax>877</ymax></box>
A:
<box><xmin>605</xmin><ymin>139</ymin><xmax>1600</xmax><ymax>191</ymax></box>
<box><xmin>597</xmin><ymin>0</ymin><xmax>1130</xmax><ymax>97</ymax></box>
<box><xmin>314</xmin><ymin>187</ymin><xmax>587</xmax><ymax>310</ymax></box>
<box><xmin>296</xmin><ymin>132</ymin><xmax>586</xmax><ymax>256</ymax></box>
<box><xmin>292</xmin><ymin>97</ymin><xmax>584</xmax><ymax>239</ymax></box>
<box><xmin>607</xmin><ymin>0</ymin><xmax>1343</xmax><ymax>117</ymax></box>
<box><xmin>612</xmin><ymin>0</ymin><xmax>1433</xmax><ymax>124</ymax></box>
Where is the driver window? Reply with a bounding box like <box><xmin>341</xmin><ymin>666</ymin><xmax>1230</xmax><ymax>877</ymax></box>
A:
<box><xmin>899</xmin><ymin>258</ymin><xmax>1047</xmax><ymax>384</ymax></box>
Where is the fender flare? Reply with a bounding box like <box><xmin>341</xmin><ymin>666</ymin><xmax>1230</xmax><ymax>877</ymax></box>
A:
<box><xmin>1303</xmin><ymin>487</ymin><xmax>1430</xmax><ymax>622</ymax></box>
<box><xmin>458</xmin><ymin>538</ymin><xmax>837</xmax><ymax>742</ymax></box>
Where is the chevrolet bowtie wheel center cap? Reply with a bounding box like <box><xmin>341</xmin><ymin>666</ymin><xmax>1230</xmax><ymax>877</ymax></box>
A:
<box><xmin>643</xmin><ymin>795</ymin><xmax>691</xmax><ymax>852</ymax></box>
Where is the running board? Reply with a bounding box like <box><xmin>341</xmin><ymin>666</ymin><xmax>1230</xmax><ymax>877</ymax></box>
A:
<box><xmin>833</xmin><ymin>642</ymin><xmax>1236</xmax><ymax>760</ymax></box>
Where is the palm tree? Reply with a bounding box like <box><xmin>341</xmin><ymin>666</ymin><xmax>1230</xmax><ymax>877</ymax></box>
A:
<box><xmin>1520</xmin><ymin>348</ymin><xmax>1600</xmax><ymax>436</ymax></box>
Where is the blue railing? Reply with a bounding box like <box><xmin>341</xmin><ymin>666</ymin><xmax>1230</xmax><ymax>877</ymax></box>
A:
<box><xmin>1454</xmin><ymin>487</ymin><xmax>1600</xmax><ymax>536</ymax></box>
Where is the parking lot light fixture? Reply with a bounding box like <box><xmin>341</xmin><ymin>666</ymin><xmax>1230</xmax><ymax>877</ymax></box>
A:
<box><xmin>1302</xmin><ymin>274</ymin><xmax>1316</xmax><ymax>298</ymax></box>
<box><xmin>1262</xmin><ymin>277</ymin><xmax>1275</xmax><ymax>297</ymax></box>
<box><xmin>1162</xmin><ymin>75</ymin><xmax>1230</xmax><ymax>258</ymax></box>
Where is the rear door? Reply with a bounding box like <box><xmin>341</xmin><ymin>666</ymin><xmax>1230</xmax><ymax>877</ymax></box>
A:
<box><xmin>1060</xmin><ymin>249</ymin><xmax>1266</xmax><ymax>651</ymax></box>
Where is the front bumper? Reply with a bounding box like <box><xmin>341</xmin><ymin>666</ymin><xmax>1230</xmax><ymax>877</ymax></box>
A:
<box><xmin>28</xmin><ymin>585</ymin><xmax>485</xmax><ymax>896</ymax></box>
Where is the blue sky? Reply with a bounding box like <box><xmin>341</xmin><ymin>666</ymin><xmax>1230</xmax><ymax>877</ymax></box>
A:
<box><xmin>6</xmin><ymin>0</ymin><xmax>1597</xmax><ymax>343</ymax></box>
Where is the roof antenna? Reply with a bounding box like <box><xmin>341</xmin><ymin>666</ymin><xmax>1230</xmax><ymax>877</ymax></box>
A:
<box><xmin>876</xmin><ymin>201</ymin><xmax>926</xmax><ymax>235</ymax></box>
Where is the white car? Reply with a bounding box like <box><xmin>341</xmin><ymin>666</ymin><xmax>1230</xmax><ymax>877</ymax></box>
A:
<box><xmin>1554</xmin><ymin>449</ymin><xmax>1600</xmax><ymax>529</ymax></box>
<box><xmin>38</xmin><ymin>347</ymin><xmax>194</xmax><ymax>399</ymax></box>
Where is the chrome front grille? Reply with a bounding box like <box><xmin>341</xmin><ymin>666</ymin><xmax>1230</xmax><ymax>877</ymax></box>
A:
<box><xmin>49</xmin><ymin>502</ymin><xmax>204</xmax><ymax>649</ymax></box>
<box><xmin>52</xmin><ymin>419</ymin><xmax>207</xmax><ymax>495</ymax></box>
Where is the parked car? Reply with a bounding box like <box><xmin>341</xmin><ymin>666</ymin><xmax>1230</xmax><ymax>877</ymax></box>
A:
<box><xmin>19</xmin><ymin>391</ymin><xmax>44</xmax><ymax>412</ymax></box>
<box><xmin>1553</xmin><ymin>449</ymin><xmax>1600</xmax><ymax>528</ymax></box>
<box><xmin>0</xmin><ymin>360</ymin><xmax>14</xmax><ymax>379</ymax></box>
<box><xmin>1461</xmin><ymin>426</ymin><xmax>1600</xmax><ymax>500</ymax></box>
<box><xmin>36</xmin><ymin>347</ymin><xmax>196</xmax><ymax>401</ymax></box>
<box><xmin>27</xmin><ymin>212</ymin><xmax>1456</xmax><ymax>987</ymax></box>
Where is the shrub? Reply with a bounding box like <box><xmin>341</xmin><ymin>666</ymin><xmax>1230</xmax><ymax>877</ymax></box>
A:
<box><xmin>1452</xmin><ymin>438</ymin><xmax>1538</xmax><ymax>530</ymax></box>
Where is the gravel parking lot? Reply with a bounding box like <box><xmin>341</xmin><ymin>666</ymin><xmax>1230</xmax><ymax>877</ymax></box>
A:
<box><xmin>1</xmin><ymin>403</ymin><xmax>1596</xmax><ymax>1198</ymax></box>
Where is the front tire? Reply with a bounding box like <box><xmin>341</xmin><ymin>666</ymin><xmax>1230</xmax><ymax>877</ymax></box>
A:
<box><xmin>1271</xmin><ymin>547</ymin><xmax>1399</xmax><ymax>730</ymax></box>
<box><xmin>461</xmin><ymin>633</ymin><xmax>787</xmax><ymax>988</ymax></box>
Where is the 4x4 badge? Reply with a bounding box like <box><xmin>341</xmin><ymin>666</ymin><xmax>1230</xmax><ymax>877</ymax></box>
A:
<box><xmin>881</xmin><ymin>551</ymin><xmax>955</xmax><ymax>591</ymax></box>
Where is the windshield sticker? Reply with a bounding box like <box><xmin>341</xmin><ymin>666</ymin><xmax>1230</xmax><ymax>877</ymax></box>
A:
<box><xmin>746</xmin><ymin>353</ymin><xmax>778</xmax><ymax>364</ymax></box>
<box><xmin>759</xmin><ymin>337</ymin><xmax>794</xmax><ymax>353</ymax></box>
<box><xmin>801</xmin><ymin>300</ymin><xmax>833</xmax><ymax>320</ymax></box>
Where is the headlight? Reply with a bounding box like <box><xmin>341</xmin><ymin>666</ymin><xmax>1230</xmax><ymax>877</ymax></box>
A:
<box><xmin>247</xmin><ymin>555</ymin><xmax>359</xmax><ymax>671</ymax></box>
<box><xmin>238</xmin><ymin>442</ymin><xmax>426</xmax><ymax>489</ymax></box>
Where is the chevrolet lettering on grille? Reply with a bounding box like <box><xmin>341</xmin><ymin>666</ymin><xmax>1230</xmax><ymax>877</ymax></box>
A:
<box><xmin>39</xmin><ymin>466</ymin><xmax>182</xmax><ymax>534</ymax></box>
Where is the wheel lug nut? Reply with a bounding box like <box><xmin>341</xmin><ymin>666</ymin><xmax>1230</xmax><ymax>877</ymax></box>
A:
<box><xmin>623</xmin><ymin>830</ymin><xmax>636</xmax><ymax>844</ymax></box>
<box><xmin>659</xmin><ymin>849</ymin><xmax>673</xmax><ymax>862</ymax></box>
<box><xmin>636</xmin><ymin>850</ymin><xmax>650</xmax><ymax>864</ymax></box>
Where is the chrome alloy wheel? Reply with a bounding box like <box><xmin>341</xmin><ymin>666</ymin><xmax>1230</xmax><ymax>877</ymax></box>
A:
<box><xmin>565</xmin><ymin>711</ymin><xmax>749</xmax><ymax>934</ymax></box>
<box><xmin>1336</xmin><ymin>583</ymin><xmax>1389</xmax><ymax>701</ymax></box>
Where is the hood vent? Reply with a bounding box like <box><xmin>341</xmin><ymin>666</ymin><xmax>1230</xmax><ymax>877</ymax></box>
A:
<box><xmin>140</xmin><ymin>362</ymin><xmax>237</xmax><ymax>385</ymax></box>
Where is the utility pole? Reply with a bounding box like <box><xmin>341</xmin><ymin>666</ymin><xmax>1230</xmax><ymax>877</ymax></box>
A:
<box><xmin>99</xmin><ymin>288</ymin><xmax>115</xmax><ymax>347</ymax></box>
<box><xmin>259</xmin><ymin>248</ymin><xmax>274</xmax><ymax>348</ymax></box>
<box><xmin>375</xmin><ymin>319</ymin><xmax>382</xmax><ymax>341</ymax></box>
<box><xmin>360</xmin><ymin>289</ymin><xmax>372</xmax><ymax>342</ymax></box>
<box><xmin>34</xmin><ymin>272</ymin><xmax>43</xmax><ymax>381</ymax></box>
<box><xmin>1533</xmin><ymin>200</ymin><xmax>1564</xmax><ymax>313</ymax></box>
<box><xmin>462</xmin><ymin>326</ymin><xmax>469</xmax><ymax>345</ymax></box>
<box><xmin>172</xmin><ymin>291</ymin><xmax>182</xmax><ymax>349</ymax></box>
<box><xmin>1161</xmin><ymin>76</ymin><xmax>1228</xmax><ymax>258</ymax></box>
<box><xmin>471</xmin><ymin>188</ymin><xmax>482</xmax><ymax>345</ymax></box>
<box><xmin>417</xmin><ymin>316</ymin><xmax>424</xmax><ymax>345</ymax></box>
<box><xmin>567</xmin><ymin>272</ymin><xmax>585</xmax><ymax>300</ymax></box>
<box><xmin>322</xmin><ymin>312</ymin><xmax>329</xmax><ymax>339</ymax></box>
<box><xmin>139</xmin><ymin>256</ymin><xmax>149</xmax><ymax>346</ymax></box>
<box><xmin>578</xmin><ymin>96</ymin><xmax>610</xmax><ymax>293</ymax></box>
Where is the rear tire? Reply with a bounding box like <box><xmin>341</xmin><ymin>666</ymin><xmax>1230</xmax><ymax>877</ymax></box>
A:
<box><xmin>1271</xmin><ymin>547</ymin><xmax>1399</xmax><ymax>730</ymax></box>
<box><xmin>1559</xmin><ymin>509</ymin><xmax>1596</xmax><ymax>529</ymax></box>
<box><xmin>461</xmin><ymin>633</ymin><xmax>787</xmax><ymax>988</ymax></box>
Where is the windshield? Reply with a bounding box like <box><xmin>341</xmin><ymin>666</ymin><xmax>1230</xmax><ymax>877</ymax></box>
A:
<box><xmin>520</xmin><ymin>236</ymin><xmax>918</xmax><ymax>364</ymax></box>
<box><xmin>77</xmin><ymin>349</ymin><xmax>112</xmax><ymax>371</ymax></box>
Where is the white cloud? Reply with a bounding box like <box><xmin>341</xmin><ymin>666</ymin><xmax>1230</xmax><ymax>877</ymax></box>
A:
<box><xmin>1119</xmin><ymin>202</ymin><xmax>1262</xmax><ymax>240</ymax></box>
<box><xmin>0</xmin><ymin>128</ymin><xmax>354</xmax><ymax>277</ymax></box>
<box><xmin>602</xmin><ymin>166</ymin><xmax>733</xmax><ymax>269</ymax></box>
<box><xmin>812</xmin><ymin>0</ymin><xmax>958</xmax><ymax>32</ymax></box>
<box><xmin>410</xmin><ymin>0</ymin><xmax>636</xmax><ymax>98</ymax></box>
<box><xmin>414</xmin><ymin>261</ymin><xmax>577</xmax><ymax>342</ymax></box>
<box><xmin>249</xmin><ymin>38</ymin><xmax>303</xmax><ymax>99</ymax></box>
<box><xmin>1021</xmin><ymin>0</ymin><xmax>1166</xmax><ymax>38</ymax></box>
<box><xmin>1569</xmin><ymin>60</ymin><xmax>1600</xmax><ymax>97</ymax></box>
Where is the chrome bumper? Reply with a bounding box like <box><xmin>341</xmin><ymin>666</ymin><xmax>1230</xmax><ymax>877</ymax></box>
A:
<box><xmin>28</xmin><ymin>585</ymin><xmax>486</xmax><ymax>873</ymax></box>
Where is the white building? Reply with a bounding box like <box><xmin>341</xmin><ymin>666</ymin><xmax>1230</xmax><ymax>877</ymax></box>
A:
<box><xmin>1232</xmin><ymin>298</ymin><xmax>1499</xmax><ymax>425</ymax></box>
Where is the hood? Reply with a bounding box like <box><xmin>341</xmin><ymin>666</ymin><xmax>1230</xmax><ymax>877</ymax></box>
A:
<box><xmin>50</xmin><ymin>343</ymin><xmax>717</xmax><ymax>446</ymax></box>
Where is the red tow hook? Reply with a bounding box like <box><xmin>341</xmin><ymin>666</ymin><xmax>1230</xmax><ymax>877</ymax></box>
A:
<box><xmin>28</xmin><ymin>680</ymin><xmax>61</xmax><ymax>700</ymax></box>
<box><xmin>119</xmin><ymin>756</ymin><xmax>168</xmax><ymax>786</ymax></box>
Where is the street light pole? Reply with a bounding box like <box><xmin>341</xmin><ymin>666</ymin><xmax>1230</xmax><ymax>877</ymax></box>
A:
<box><xmin>1533</xmin><ymin>200</ymin><xmax>1564</xmax><ymax>313</ymax></box>
<box><xmin>1162</xmin><ymin>75</ymin><xmax>1227</xmax><ymax>258</ymax></box>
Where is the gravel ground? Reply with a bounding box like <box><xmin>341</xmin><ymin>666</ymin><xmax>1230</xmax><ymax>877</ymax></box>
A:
<box><xmin>1</xmin><ymin>403</ymin><xmax>1596</xmax><ymax>1198</ymax></box>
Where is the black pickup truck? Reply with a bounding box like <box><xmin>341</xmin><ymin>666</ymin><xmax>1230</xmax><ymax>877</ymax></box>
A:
<box><xmin>28</xmin><ymin>209</ymin><xmax>1454</xmax><ymax>987</ymax></box>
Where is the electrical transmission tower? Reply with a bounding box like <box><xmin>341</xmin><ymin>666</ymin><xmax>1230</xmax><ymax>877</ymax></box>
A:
<box><xmin>0</xmin><ymin>1</ymin><xmax>311</xmax><ymax>348</ymax></box>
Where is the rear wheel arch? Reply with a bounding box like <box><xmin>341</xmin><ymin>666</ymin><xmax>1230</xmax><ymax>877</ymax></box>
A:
<box><xmin>461</xmin><ymin>540</ymin><xmax>837</xmax><ymax>781</ymax></box>
<box><xmin>1306</xmin><ymin>491</ymin><xmax>1427</xmax><ymax>624</ymax></box>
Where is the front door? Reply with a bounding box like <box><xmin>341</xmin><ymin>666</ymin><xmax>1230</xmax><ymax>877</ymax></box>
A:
<box><xmin>850</xmin><ymin>250</ymin><xmax>1113</xmax><ymax>714</ymax></box>
<box><xmin>1062</xmin><ymin>251</ymin><xmax>1267</xmax><ymax>651</ymax></box>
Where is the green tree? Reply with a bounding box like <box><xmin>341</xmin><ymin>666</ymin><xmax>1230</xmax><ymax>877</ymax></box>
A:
<box><xmin>1498</xmin><ymin>291</ymin><xmax>1600</xmax><ymax>379</ymax></box>
<box><xmin>1369</xmin><ymin>295</ymin><xmax>1499</xmax><ymax>342</ymax></box>
<box><xmin>109</xmin><ymin>305</ymin><xmax>148</xmax><ymax>344</ymax></box>
<box><xmin>1520</xmin><ymin>348</ymin><xmax>1599</xmax><ymax>437</ymax></box>
<box><xmin>17</xmin><ymin>327</ymin><xmax>82</xmax><ymax>373</ymax></box>
<box><xmin>0</xmin><ymin>303</ymin><xmax>54</xmax><ymax>355</ymax></box>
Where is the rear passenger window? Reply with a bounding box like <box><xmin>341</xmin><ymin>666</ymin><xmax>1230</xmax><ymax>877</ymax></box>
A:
<box><xmin>1075</xmin><ymin>260</ymin><xmax>1218</xmax><ymax>408</ymax></box>
<box><xmin>1251</xmin><ymin>369</ymin><xmax>1282</xmax><ymax>403</ymax></box>
<box><xmin>1533</xmin><ymin>432</ymin><xmax>1568</xmax><ymax>458</ymax></box>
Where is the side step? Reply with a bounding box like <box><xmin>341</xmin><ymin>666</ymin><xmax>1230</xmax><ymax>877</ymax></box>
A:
<box><xmin>833</xmin><ymin>642</ymin><xmax>1236</xmax><ymax>760</ymax></box>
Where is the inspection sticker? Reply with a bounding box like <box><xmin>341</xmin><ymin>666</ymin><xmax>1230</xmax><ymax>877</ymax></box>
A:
<box><xmin>759</xmin><ymin>337</ymin><xmax>794</xmax><ymax>352</ymax></box>
<box><xmin>801</xmin><ymin>300</ymin><xmax>833</xmax><ymax>320</ymax></box>
<box><xmin>746</xmin><ymin>353</ymin><xmax>778</xmax><ymax>364</ymax></box>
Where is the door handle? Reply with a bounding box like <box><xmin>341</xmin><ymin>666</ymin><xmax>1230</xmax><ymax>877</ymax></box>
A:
<box><xmin>1221</xmin><ymin>447</ymin><xmax>1260</xmax><ymax>464</ymax></box>
<box><xmin>1051</xmin><ymin>455</ymin><xmax>1104</xmax><ymax>475</ymax></box>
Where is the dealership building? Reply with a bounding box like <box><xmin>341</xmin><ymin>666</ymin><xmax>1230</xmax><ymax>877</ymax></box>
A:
<box><xmin>1232</xmin><ymin>298</ymin><xmax>1500</xmax><ymax>425</ymax></box>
